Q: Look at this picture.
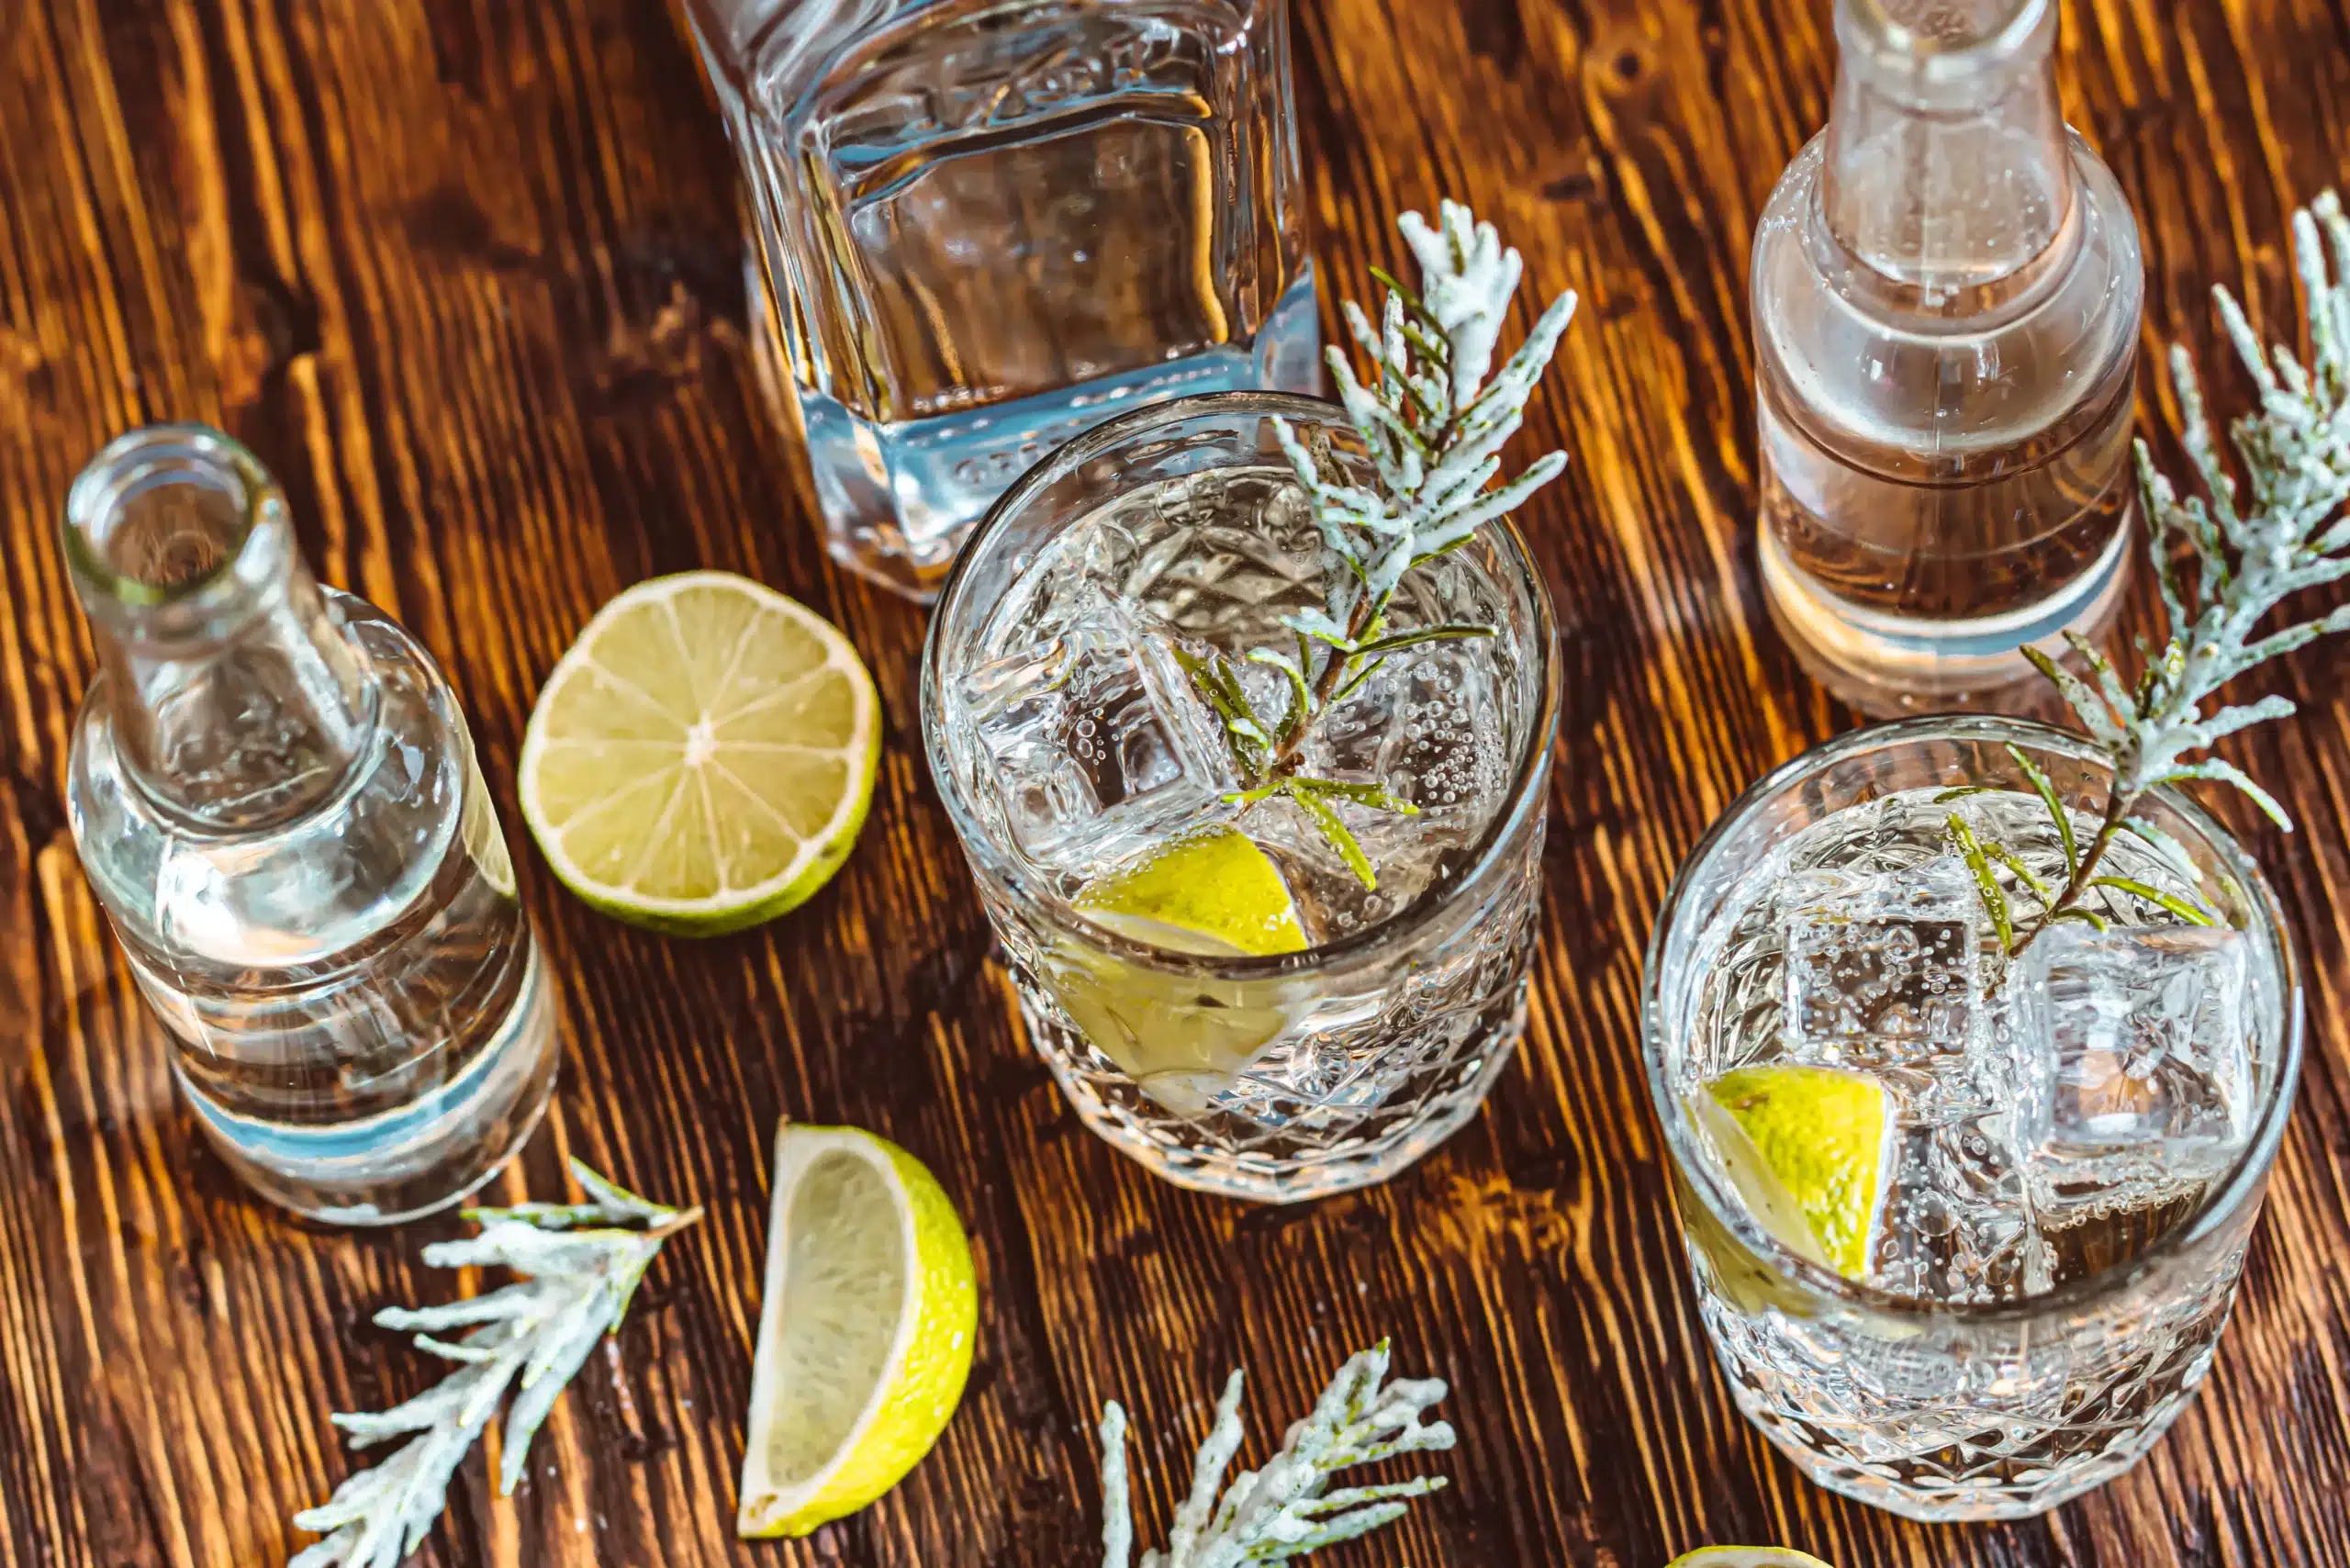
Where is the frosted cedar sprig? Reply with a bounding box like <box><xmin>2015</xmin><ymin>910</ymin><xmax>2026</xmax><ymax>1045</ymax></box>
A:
<box><xmin>289</xmin><ymin>1161</ymin><xmax>700</xmax><ymax>1568</ymax></box>
<box><xmin>1181</xmin><ymin>201</ymin><xmax>1576</xmax><ymax>889</ymax></box>
<box><xmin>1946</xmin><ymin>189</ymin><xmax>2350</xmax><ymax>954</ymax></box>
<box><xmin>1097</xmin><ymin>1341</ymin><xmax>1455</xmax><ymax>1568</ymax></box>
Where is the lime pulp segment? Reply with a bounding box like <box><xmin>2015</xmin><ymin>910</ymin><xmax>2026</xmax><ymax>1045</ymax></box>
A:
<box><xmin>1701</xmin><ymin>1064</ymin><xmax>1894</xmax><ymax>1281</ymax></box>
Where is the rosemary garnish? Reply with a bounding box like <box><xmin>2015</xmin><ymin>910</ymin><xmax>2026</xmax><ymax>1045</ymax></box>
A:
<box><xmin>289</xmin><ymin>1161</ymin><xmax>699</xmax><ymax>1568</ymax></box>
<box><xmin>1185</xmin><ymin>202</ymin><xmax>1576</xmax><ymax>888</ymax></box>
<box><xmin>1951</xmin><ymin>189</ymin><xmax>2350</xmax><ymax>954</ymax></box>
<box><xmin>1097</xmin><ymin>1340</ymin><xmax>1455</xmax><ymax>1567</ymax></box>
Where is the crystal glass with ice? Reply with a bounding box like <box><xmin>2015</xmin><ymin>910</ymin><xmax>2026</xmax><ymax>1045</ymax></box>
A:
<box><xmin>923</xmin><ymin>393</ymin><xmax>1560</xmax><ymax>1201</ymax></box>
<box><xmin>1643</xmin><ymin>716</ymin><xmax>2300</xmax><ymax>1519</ymax></box>
<box><xmin>686</xmin><ymin>0</ymin><xmax>1319</xmax><ymax>601</ymax></box>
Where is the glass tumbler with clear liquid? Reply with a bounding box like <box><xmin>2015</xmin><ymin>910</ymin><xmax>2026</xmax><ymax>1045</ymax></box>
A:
<box><xmin>62</xmin><ymin>426</ymin><xmax>560</xmax><ymax>1225</ymax></box>
<box><xmin>923</xmin><ymin>394</ymin><xmax>1560</xmax><ymax>1202</ymax></box>
<box><xmin>1751</xmin><ymin>0</ymin><xmax>2144</xmax><ymax>714</ymax></box>
<box><xmin>686</xmin><ymin>0</ymin><xmax>1322</xmax><ymax>601</ymax></box>
<box><xmin>1644</xmin><ymin>718</ymin><xmax>2300</xmax><ymax>1519</ymax></box>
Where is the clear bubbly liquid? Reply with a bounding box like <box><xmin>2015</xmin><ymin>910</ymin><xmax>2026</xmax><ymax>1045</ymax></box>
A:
<box><xmin>704</xmin><ymin>0</ymin><xmax>1320</xmax><ymax>595</ymax></box>
<box><xmin>941</xmin><ymin>465</ymin><xmax>1543</xmax><ymax>1200</ymax></box>
<box><xmin>1685</xmin><ymin>789</ymin><xmax>2224</xmax><ymax>1300</ymax></box>
<box><xmin>1677</xmin><ymin>786</ymin><xmax>2266</xmax><ymax>1516</ymax></box>
<box><xmin>949</xmin><ymin>466</ymin><xmax>1524</xmax><ymax>925</ymax></box>
<box><xmin>70</xmin><ymin>599</ymin><xmax>559</xmax><ymax>1223</ymax></box>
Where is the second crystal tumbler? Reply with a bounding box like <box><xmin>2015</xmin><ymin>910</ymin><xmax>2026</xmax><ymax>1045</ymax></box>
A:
<box><xmin>923</xmin><ymin>394</ymin><xmax>1560</xmax><ymax>1202</ymax></box>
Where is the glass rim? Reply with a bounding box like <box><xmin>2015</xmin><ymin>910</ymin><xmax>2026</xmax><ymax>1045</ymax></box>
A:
<box><xmin>1639</xmin><ymin>712</ymin><xmax>2306</xmax><ymax>1324</ymax></box>
<box><xmin>922</xmin><ymin>388</ymin><xmax>1563</xmax><ymax>981</ymax></box>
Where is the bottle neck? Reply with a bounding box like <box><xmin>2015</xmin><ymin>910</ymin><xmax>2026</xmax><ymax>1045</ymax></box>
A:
<box><xmin>64</xmin><ymin>425</ymin><xmax>375</xmax><ymax>833</ymax></box>
<box><xmin>1820</xmin><ymin>0</ymin><xmax>2075</xmax><ymax>304</ymax></box>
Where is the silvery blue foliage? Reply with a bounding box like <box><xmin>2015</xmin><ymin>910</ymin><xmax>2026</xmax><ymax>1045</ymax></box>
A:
<box><xmin>1959</xmin><ymin>190</ymin><xmax>2350</xmax><ymax>950</ymax></box>
<box><xmin>1184</xmin><ymin>201</ymin><xmax>1575</xmax><ymax>887</ymax></box>
<box><xmin>288</xmin><ymin>1162</ymin><xmax>697</xmax><ymax>1568</ymax></box>
<box><xmin>1098</xmin><ymin>1342</ymin><xmax>1455</xmax><ymax>1568</ymax></box>
<box><xmin>2053</xmin><ymin>190</ymin><xmax>2350</xmax><ymax>821</ymax></box>
<box><xmin>1270</xmin><ymin>202</ymin><xmax>1574</xmax><ymax>615</ymax></box>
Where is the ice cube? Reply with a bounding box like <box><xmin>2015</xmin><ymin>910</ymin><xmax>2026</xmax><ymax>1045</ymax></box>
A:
<box><xmin>1779</xmin><ymin>858</ymin><xmax>1986</xmax><ymax>1098</ymax></box>
<box><xmin>959</xmin><ymin>592</ymin><xmax>1237</xmax><ymax>873</ymax></box>
<box><xmin>1872</xmin><ymin>1113</ymin><xmax>2051</xmax><ymax>1304</ymax></box>
<box><xmin>2020</xmin><ymin>923</ymin><xmax>2250</xmax><ymax>1215</ymax></box>
<box><xmin>1302</xmin><ymin>641</ymin><xmax>1506</xmax><ymax>815</ymax></box>
<box><xmin>1235</xmin><ymin>639</ymin><xmax>1508</xmax><ymax>940</ymax></box>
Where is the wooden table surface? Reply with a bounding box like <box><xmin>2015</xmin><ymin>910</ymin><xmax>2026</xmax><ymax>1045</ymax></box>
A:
<box><xmin>5</xmin><ymin>1</ymin><xmax>2350</xmax><ymax>1564</ymax></box>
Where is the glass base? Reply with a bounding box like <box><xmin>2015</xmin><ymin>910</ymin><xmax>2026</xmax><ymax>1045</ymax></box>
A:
<box><xmin>181</xmin><ymin>946</ymin><xmax>563</xmax><ymax>1226</ymax></box>
<box><xmin>751</xmin><ymin>263</ymin><xmax>1324</xmax><ymax>603</ymax></box>
<box><xmin>1717</xmin><ymin>1319</ymin><xmax>2221</xmax><ymax>1520</ymax></box>
<box><xmin>1018</xmin><ymin>981</ymin><xmax>1526</xmax><ymax>1204</ymax></box>
<box><xmin>1759</xmin><ymin>515</ymin><xmax>2132</xmax><ymax>718</ymax></box>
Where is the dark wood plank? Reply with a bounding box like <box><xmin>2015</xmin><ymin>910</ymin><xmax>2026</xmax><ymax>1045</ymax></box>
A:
<box><xmin>0</xmin><ymin>0</ymin><xmax>2346</xmax><ymax>1564</ymax></box>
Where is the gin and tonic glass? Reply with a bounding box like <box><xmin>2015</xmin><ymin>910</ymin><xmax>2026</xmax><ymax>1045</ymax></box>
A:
<box><xmin>1643</xmin><ymin>716</ymin><xmax>2300</xmax><ymax>1518</ymax></box>
<box><xmin>923</xmin><ymin>393</ymin><xmax>1560</xmax><ymax>1201</ymax></box>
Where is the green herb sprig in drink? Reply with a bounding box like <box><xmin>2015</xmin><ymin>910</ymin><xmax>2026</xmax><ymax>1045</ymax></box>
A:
<box><xmin>1181</xmin><ymin>202</ymin><xmax>1577</xmax><ymax>888</ymax></box>
<box><xmin>1944</xmin><ymin>190</ymin><xmax>2350</xmax><ymax>953</ymax></box>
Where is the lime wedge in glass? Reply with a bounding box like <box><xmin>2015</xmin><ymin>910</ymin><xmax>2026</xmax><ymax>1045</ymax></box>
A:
<box><xmin>1695</xmin><ymin>1064</ymin><xmax>1895</xmax><ymax>1281</ymax></box>
<box><xmin>1075</xmin><ymin>826</ymin><xmax>1309</xmax><ymax>958</ymax></box>
<box><xmin>1043</xmin><ymin>828</ymin><xmax>1308</xmax><ymax>1114</ymax></box>
<box><xmin>518</xmin><ymin>571</ymin><xmax>880</xmax><ymax>935</ymax></box>
<box><xmin>1667</xmin><ymin>1549</ymin><xmax>1841</xmax><ymax>1567</ymax></box>
<box><xmin>737</xmin><ymin>1124</ymin><xmax>978</xmax><ymax>1539</ymax></box>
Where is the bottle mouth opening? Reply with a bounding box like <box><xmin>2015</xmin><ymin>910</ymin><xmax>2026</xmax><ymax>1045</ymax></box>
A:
<box><xmin>1840</xmin><ymin>0</ymin><xmax>2051</xmax><ymax>84</ymax></box>
<box><xmin>63</xmin><ymin>424</ymin><xmax>275</xmax><ymax>608</ymax></box>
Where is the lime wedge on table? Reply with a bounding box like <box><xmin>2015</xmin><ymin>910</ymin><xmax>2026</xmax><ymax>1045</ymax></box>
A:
<box><xmin>1667</xmin><ymin>1550</ymin><xmax>1840</xmax><ymax>1568</ymax></box>
<box><xmin>738</xmin><ymin>1125</ymin><xmax>978</xmax><ymax>1538</ymax></box>
<box><xmin>1076</xmin><ymin>826</ymin><xmax>1309</xmax><ymax>957</ymax></box>
<box><xmin>1695</xmin><ymin>1065</ymin><xmax>1893</xmax><ymax>1282</ymax></box>
<box><xmin>518</xmin><ymin>571</ymin><xmax>879</xmax><ymax>935</ymax></box>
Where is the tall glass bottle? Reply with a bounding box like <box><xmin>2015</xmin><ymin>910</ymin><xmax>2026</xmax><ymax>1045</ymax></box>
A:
<box><xmin>62</xmin><ymin>425</ymin><xmax>559</xmax><ymax>1224</ymax></box>
<box><xmin>686</xmin><ymin>0</ymin><xmax>1320</xmax><ymax>601</ymax></box>
<box><xmin>1751</xmin><ymin>0</ymin><xmax>2143</xmax><ymax>714</ymax></box>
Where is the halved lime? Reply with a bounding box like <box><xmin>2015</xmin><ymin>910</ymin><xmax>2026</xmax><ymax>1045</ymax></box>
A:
<box><xmin>1667</xmin><ymin>1549</ymin><xmax>1840</xmax><ymax>1568</ymax></box>
<box><xmin>1696</xmin><ymin>1065</ymin><xmax>1894</xmax><ymax>1281</ymax></box>
<box><xmin>518</xmin><ymin>571</ymin><xmax>880</xmax><ymax>935</ymax></box>
<box><xmin>1076</xmin><ymin>826</ymin><xmax>1308</xmax><ymax>957</ymax></box>
<box><xmin>738</xmin><ymin>1125</ymin><xmax>978</xmax><ymax>1538</ymax></box>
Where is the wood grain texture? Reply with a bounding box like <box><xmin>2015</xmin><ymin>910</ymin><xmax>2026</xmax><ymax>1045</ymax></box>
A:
<box><xmin>2</xmin><ymin>0</ymin><xmax>2347</xmax><ymax>1563</ymax></box>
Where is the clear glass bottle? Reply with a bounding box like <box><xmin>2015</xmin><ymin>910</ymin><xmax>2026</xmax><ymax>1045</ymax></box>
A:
<box><xmin>62</xmin><ymin>425</ymin><xmax>560</xmax><ymax>1225</ymax></box>
<box><xmin>686</xmin><ymin>0</ymin><xmax>1321</xmax><ymax>601</ymax></box>
<box><xmin>1751</xmin><ymin>0</ymin><xmax>2143</xmax><ymax>714</ymax></box>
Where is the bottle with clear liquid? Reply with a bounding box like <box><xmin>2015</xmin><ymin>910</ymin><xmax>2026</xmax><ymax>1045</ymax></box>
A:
<box><xmin>1751</xmin><ymin>0</ymin><xmax>2143</xmax><ymax>714</ymax></box>
<box><xmin>62</xmin><ymin>425</ymin><xmax>560</xmax><ymax>1225</ymax></box>
<box><xmin>686</xmin><ymin>0</ymin><xmax>1321</xmax><ymax>601</ymax></box>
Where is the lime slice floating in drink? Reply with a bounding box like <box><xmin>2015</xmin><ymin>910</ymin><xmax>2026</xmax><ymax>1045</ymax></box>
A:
<box><xmin>1667</xmin><ymin>1549</ymin><xmax>1841</xmax><ymax>1568</ymax></box>
<box><xmin>1046</xmin><ymin>828</ymin><xmax>1308</xmax><ymax>1113</ymax></box>
<box><xmin>1076</xmin><ymin>826</ymin><xmax>1309</xmax><ymax>958</ymax></box>
<box><xmin>737</xmin><ymin>1124</ymin><xmax>978</xmax><ymax>1539</ymax></box>
<box><xmin>518</xmin><ymin>571</ymin><xmax>880</xmax><ymax>935</ymax></box>
<box><xmin>1695</xmin><ymin>1064</ymin><xmax>1894</xmax><ymax>1281</ymax></box>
